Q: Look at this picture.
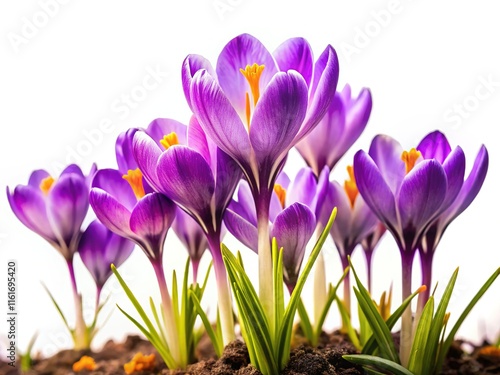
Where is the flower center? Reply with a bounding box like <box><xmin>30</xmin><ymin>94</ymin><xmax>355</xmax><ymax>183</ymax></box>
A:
<box><xmin>39</xmin><ymin>176</ymin><xmax>55</xmax><ymax>195</ymax></box>
<box><xmin>401</xmin><ymin>148</ymin><xmax>422</xmax><ymax>174</ymax></box>
<box><xmin>240</xmin><ymin>63</ymin><xmax>265</xmax><ymax>127</ymax></box>
<box><xmin>344</xmin><ymin>165</ymin><xmax>358</xmax><ymax>208</ymax></box>
<box><xmin>122</xmin><ymin>168</ymin><xmax>145</xmax><ymax>199</ymax></box>
<box><xmin>160</xmin><ymin>132</ymin><xmax>179</xmax><ymax>150</ymax></box>
<box><xmin>273</xmin><ymin>183</ymin><xmax>286</xmax><ymax>209</ymax></box>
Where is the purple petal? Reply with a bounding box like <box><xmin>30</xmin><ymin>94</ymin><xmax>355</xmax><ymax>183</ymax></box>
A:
<box><xmin>368</xmin><ymin>135</ymin><xmax>406</xmax><ymax>195</ymax></box>
<box><xmin>340</xmin><ymin>87</ymin><xmax>372</xmax><ymax>155</ymax></box>
<box><xmin>28</xmin><ymin>170</ymin><xmax>50</xmax><ymax>188</ymax></box>
<box><xmin>234</xmin><ymin>181</ymin><xmax>257</xmax><ymax>224</ymax></box>
<box><xmin>224</xmin><ymin>209</ymin><xmax>258</xmax><ymax>252</ymax></box>
<box><xmin>6</xmin><ymin>185</ymin><xmax>56</xmax><ymax>244</ymax></box>
<box><xmin>187</xmin><ymin>116</ymin><xmax>211</xmax><ymax>163</ymax></box>
<box><xmin>314</xmin><ymin>166</ymin><xmax>331</xmax><ymax>220</ymax></box>
<box><xmin>440</xmin><ymin>147</ymin><xmax>465</xmax><ymax>209</ymax></box>
<box><xmin>273</xmin><ymin>37</ymin><xmax>313</xmax><ymax>86</ymax></box>
<box><xmin>156</xmin><ymin>146</ymin><xmax>215</xmax><ymax>228</ymax></box>
<box><xmin>172</xmin><ymin>208</ymin><xmax>208</xmax><ymax>262</ymax></box>
<box><xmin>295</xmin><ymin>45</ymin><xmax>339</xmax><ymax>141</ymax></box>
<box><xmin>116</xmin><ymin>128</ymin><xmax>139</xmax><ymax>173</ymax></box>
<box><xmin>46</xmin><ymin>174</ymin><xmax>89</xmax><ymax>246</ymax></box>
<box><xmin>249</xmin><ymin>71</ymin><xmax>308</xmax><ymax>167</ymax></box>
<box><xmin>417</xmin><ymin>131</ymin><xmax>452</xmax><ymax>163</ymax></box>
<box><xmin>132</xmin><ymin>131</ymin><xmax>163</xmax><ymax>191</ymax></box>
<box><xmin>216</xmin><ymin>34</ymin><xmax>278</xmax><ymax>117</ymax></box>
<box><xmin>89</xmin><ymin>188</ymin><xmax>134</xmax><ymax>239</ymax></box>
<box><xmin>182</xmin><ymin>54</ymin><xmax>216</xmax><ymax>109</ymax></box>
<box><xmin>129</xmin><ymin>193</ymin><xmax>176</xmax><ymax>245</ymax></box>
<box><xmin>92</xmin><ymin>169</ymin><xmax>137</xmax><ymax>211</ymax></box>
<box><xmin>146</xmin><ymin>118</ymin><xmax>188</xmax><ymax>147</ymax></box>
<box><xmin>190</xmin><ymin>70</ymin><xmax>252</xmax><ymax>168</ymax></box>
<box><xmin>353</xmin><ymin>150</ymin><xmax>399</xmax><ymax>235</ymax></box>
<box><xmin>214</xmin><ymin>147</ymin><xmax>243</xmax><ymax>217</ymax></box>
<box><xmin>286</xmin><ymin>167</ymin><xmax>319</xmax><ymax>211</ymax></box>
<box><xmin>272</xmin><ymin>203</ymin><xmax>315</xmax><ymax>283</ymax></box>
<box><xmin>444</xmin><ymin>145</ymin><xmax>489</xmax><ymax>222</ymax></box>
<box><xmin>398</xmin><ymin>160</ymin><xmax>447</xmax><ymax>232</ymax></box>
<box><xmin>61</xmin><ymin>164</ymin><xmax>84</xmax><ymax>178</ymax></box>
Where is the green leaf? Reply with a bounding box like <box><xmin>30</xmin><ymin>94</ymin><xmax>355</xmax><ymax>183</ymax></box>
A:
<box><xmin>436</xmin><ymin>267</ymin><xmax>500</xmax><ymax>372</ymax></box>
<box><xmin>343</xmin><ymin>354</ymin><xmax>415</xmax><ymax>375</ymax></box>
<box><xmin>350</xmin><ymin>259</ymin><xmax>399</xmax><ymax>363</ymax></box>
<box><xmin>363</xmin><ymin>286</ymin><xmax>425</xmax><ymax>355</ymax></box>
<box><xmin>273</xmin><ymin>239</ymin><xmax>284</xmax><ymax>347</ymax></box>
<box><xmin>335</xmin><ymin>295</ymin><xmax>361</xmax><ymax>350</ymax></box>
<box><xmin>41</xmin><ymin>283</ymin><xmax>71</xmax><ymax>332</ymax></box>
<box><xmin>297</xmin><ymin>299</ymin><xmax>313</xmax><ymax>343</ymax></box>
<box><xmin>189</xmin><ymin>290</ymin><xmax>223</xmax><ymax>357</ymax></box>
<box><xmin>408</xmin><ymin>296</ymin><xmax>434</xmax><ymax>375</ymax></box>
<box><xmin>278</xmin><ymin>207</ymin><xmax>337</xmax><ymax>368</ymax></box>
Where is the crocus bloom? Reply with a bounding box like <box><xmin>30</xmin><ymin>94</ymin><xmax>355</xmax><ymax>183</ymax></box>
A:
<box><xmin>78</xmin><ymin>220</ymin><xmax>135</xmax><ymax>293</ymax></box>
<box><xmin>417</xmin><ymin>131</ymin><xmax>488</xmax><ymax>303</ymax></box>
<box><xmin>225</xmin><ymin>167</ymin><xmax>329</xmax><ymax>293</ymax></box>
<box><xmin>182</xmin><ymin>34</ymin><xmax>339</xmax><ymax>315</ymax></box>
<box><xmin>7</xmin><ymin>164</ymin><xmax>95</xmax><ymax>261</ymax></box>
<box><xmin>7</xmin><ymin>164</ymin><xmax>96</xmax><ymax>350</ymax></box>
<box><xmin>318</xmin><ymin>165</ymin><xmax>379</xmax><ymax>314</ymax></box>
<box><xmin>295</xmin><ymin>84</ymin><xmax>372</xmax><ymax>177</ymax></box>
<box><xmin>115</xmin><ymin>120</ymin><xmax>208</xmax><ymax>280</ymax></box>
<box><xmin>133</xmin><ymin>116</ymin><xmax>242</xmax><ymax>345</ymax></box>
<box><xmin>353</xmin><ymin>133</ymin><xmax>466</xmax><ymax>365</ymax></box>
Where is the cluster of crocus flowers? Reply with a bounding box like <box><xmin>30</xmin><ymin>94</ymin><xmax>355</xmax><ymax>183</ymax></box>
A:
<box><xmin>7</xmin><ymin>33</ymin><xmax>492</xmax><ymax>375</ymax></box>
<box><xmin>7</xmin><ymin>165</ymin><xmax>134</xmax><ymax>350</ymax></box>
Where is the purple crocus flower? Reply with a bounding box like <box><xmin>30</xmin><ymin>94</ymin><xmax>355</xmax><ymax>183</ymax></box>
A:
<box><xmin>7</xmin><ymin>164</ymin><xmax>95</xmax><ymax>260</ymax></box>
<box><xmin>115</xmin><ymin>119</ymin><xmax>208</xmax><ymax>280</ymax></box>
<box><xmin>7</xmin><ymin>164</ymin><xmax>96</xmax><ymax>350</ymax></box>
<box><xmin>295</xmin><ymin>84</ymin><xmax>372</xmax><ymax>177</ymax></box>
<box><xmin>318</xmin><ymin>165</ymin><xmax>379</xmax><ymax>314</ymax></box>
<box><xmin>79</xmin><ymin>220</ymin><xmax>135</xmax><ymax>292</ymax></box>
<box><xmin>132</xmin><ymin>115</ymin><xmax>242</xmax><ymax>344</ymax></box>
<box><xmin>416</xmin><ymin>131</ymin><xmax>488</xmax><ymax>303</ymax></box>
<box><xmin>225</xmin><ymin>167</ymin><xmax>329</xmax><ymax>293</ymax></box>
<box><xmin>182</xmin><ymin>34</ymin><xmax>339</xmax><ymax>313</ymax></box>
<box><xmin>353</xmin><ymin>133</ymin><xmax>466</xmax><ymax>364</ymax></box>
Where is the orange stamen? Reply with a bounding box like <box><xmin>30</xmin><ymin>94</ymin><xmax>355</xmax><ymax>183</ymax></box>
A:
<box><xmin>401</xmin><ymin>148</ymin><xmax>422</xmax><ymax>174</ymax></box>
<box><xmin>160</xmin><ymin>132</ymin><xmax>179</xmax><ymax>150</ymax></box>
<box><xmin>244</xmin><ymin>92</ymin><xmax>251</xmax><ymax>129</ymax></box>
<box><xmin>72</xmin><ymin>355</ymin><xmax>96</xmax><ymax>372</ymax></box>
<box><xmin>124</xmin><ymin>352</ymin><xmax>155</xmax><ymax>374</ymax></box>
<box><xmin>122</xmin><ymin>169</ymin><xmax>146</xmax><ymax>199</ymax></box>
<box><xmin>344</xmin><ymin>165</ymin><xmax>359</xmax><ymax>208</ymax></box>
<box><xmin>39</xmin><ymin>176</ymin><xmax>55</xmax><ymax>195</ymax></box>
<box><xmin>240</xmin><ymin>63</ymin><xmax>265</xmax><ymax>105</ymax></box>
<box><xmin>274</xmin><ymin>184</ymin><xmax>287</xmax><ymax>209</ymax></box>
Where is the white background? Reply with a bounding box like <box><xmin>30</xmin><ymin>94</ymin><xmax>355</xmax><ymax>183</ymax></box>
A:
<box><xmin>1</xmin><ymin>0</ymin><xmax>499</xmax><ymax>358</ymax></box>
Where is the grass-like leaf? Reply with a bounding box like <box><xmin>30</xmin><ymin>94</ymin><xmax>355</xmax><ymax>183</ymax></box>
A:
<box><xmin>408</xmin><ymin>296</ymin><xmax>434</xmax><ymax>374</ymax></box>
<box><xmin>343</xmin><ymin>354</ymin><xmax>415</xmax><ymax>375</ymax></box>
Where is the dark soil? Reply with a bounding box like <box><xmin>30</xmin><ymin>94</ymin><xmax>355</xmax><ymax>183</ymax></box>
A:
<box><xmin>1</xmin><ymin>333</ymin><xmax>499</xmax><ymax>374</ymax></box>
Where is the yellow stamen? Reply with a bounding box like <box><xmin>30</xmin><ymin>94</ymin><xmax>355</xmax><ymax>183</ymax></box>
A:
<box><xmin>160</xmin><ymin>132</ymin><xmax>179</xmax><ymax>150</ymax></box>
<box><xmin>240</xmin><ymin>63</ymin><xmax>265</xmax><ymax>128</ymax></box>
<box><xmin>240</xmin><ymin>63</ymin><xmax>265</xmax><ymax>106</ymax></box>
<box><xmin>274</xmin><ymin>184</ymin><xmax>287</xmax><ymax>209</ymax></box>
<box><xmin>401</xmin><ymin>148</ymin><xmax>422</xmax><ymax>174</ymax></box>
<box><xmin>122</xmin><ymin>169</ymin><xmax>146</xmax><ymax>199</ymax></box>
<box><xmin>72</xmin><ymin>355</ymin><xmax>96</xmax><ymax>372</ymax></box>
<box><xmin>478</xmin><ymin>346</ymin><xmax>500</xmax><ymax>358</ymax></box>
<box><xmin>344</xmin><ymin>165</ymin><xmax>359</xmax><ymax>208</ymax></box>
<box><xmin>39</xmin><ymin>176</ymin><xmax>55</xmax><ymax>195</ymax></box>
<box><xmin>124</xmin><ymin>352</ymin><xmax>155</xmax><ymax>374</ymax></box>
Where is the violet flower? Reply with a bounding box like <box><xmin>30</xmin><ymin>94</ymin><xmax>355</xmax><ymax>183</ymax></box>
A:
<box><xmin>318</xmin><ymin>165</ymin><xmax>379</xmax><ymax>315</ymax></box>
<box><xmin>133</xmin><ymin>116</ymin><xmax>242</xmax><ymax>344</ymax></box>
<box><xmin>353</xmin><ymin>133</ymin><xmax>466</xmax><ymax>365</ymax></box>
<box><xmin>182</xmin><ymin>34</ymin><xmax>339</xmax><ymax>319</ymax></box>
<box><xmin>7</xmin><ymin>164</ymin><xmax>96</xmax><ymax>350</ymax></box>
<box><xmin>225</xmin><ymin>167</ymin><xmax>329</xmax><ymax>294</ymax></box>
<box><xmin>78</xmin><ymin>219</ymin><xmax>135</xmax><ymax>301</ymax></box>
<box><xmin>416</xmin><ymin>131</ymin><xmax>488</xmax><ymax>304</ymax></box>
<box><xmin>296</xmin><ymin>84</ymin><xmax>372</xmax><ymax>177</ymax></box>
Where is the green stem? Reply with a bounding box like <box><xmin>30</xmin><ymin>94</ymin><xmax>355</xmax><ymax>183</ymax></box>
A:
<box><xmin>256</xmin><ymin>192</ymin><xmax>274</xmax><ymax>336</ymax></box>
<box><xmin>400</xmin><ymin>251</ymin><xmax>415</xmax><ymax>367</ymax></box>
<box><xmin>67</xmin><ymin>259</ymin><xmax>88</xmax><ymax>350</ymax></box>
<box><xmin>207</xmin><ymin>234</ymin><xmax>235</xmax><ymax>346</ymax></box>
<box><xmin>152</xmin><ymin>260</ymin><xmax>184</xmax><ymax>367</ymax></box>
